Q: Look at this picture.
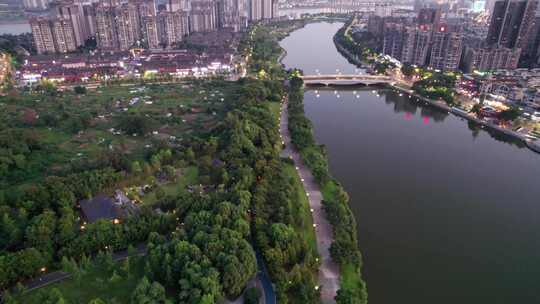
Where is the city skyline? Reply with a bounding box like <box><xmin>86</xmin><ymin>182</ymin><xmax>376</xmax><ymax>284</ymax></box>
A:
<box><xmin>28</xmin><ymin>0</ymin><xmax>279</xmax><ymax>54</ymax></box>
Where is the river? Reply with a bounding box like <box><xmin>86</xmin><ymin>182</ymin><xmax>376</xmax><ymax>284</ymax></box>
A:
<box><xmin>280</xmin><ymin>22</ymin><xmax>540</xmax><ymax>304</ymax></box>
<box><xmin>0</xmin><ymin>22</ymin><xmax>31</xmax><ymax>35</ymax></box>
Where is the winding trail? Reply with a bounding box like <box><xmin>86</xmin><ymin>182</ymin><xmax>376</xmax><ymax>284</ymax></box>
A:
<box><xmin>279</xmin><ymin>99</ymin><xmax>340</xmax><ymax>303</ymax></box>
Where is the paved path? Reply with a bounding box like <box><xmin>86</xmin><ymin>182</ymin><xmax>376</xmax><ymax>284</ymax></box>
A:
<box><xmin>279</xmin><ymin>99</ymin><xmax>340</xmax><ymax>303</ymax></box>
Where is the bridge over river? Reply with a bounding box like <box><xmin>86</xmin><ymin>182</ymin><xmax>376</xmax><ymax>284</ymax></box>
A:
<box><xmin>300</xmin><ymin>74</ymin><xmax>393</xmax><ymax>86</ymax></box>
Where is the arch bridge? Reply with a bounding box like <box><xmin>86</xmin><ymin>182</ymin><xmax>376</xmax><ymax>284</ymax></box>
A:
<box><xmin>300</xmin><ymin>74</ymin><xmax>393</xmax><ymax>86</ymax></box>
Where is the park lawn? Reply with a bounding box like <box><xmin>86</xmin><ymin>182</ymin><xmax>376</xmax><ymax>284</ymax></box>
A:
<box><xmin>321</xmin><ymin>180</ymin><xmax>339</xmax><ymax>201</ymax></box>
<box><xmin>340</xmin><ymin>262</ymin><xmax>364</xmax><ymax>298</ymax></box>
<box><xmin>143</xmin><ymin>166</ymin><xmax>199</xmax><ymax>205</ymax></box>
<box><xmin>17</xmin><ymin>257</ymin><xmax>148</xmax><ymax>304</ymax></box>
<box><xmin>282</xmin><ymin>163</ymin><xmax>318</xmax><ymax>257</ymax></box>
<box><xmin>268</xmin><ymin>101</ymin><xmax>281</xmax><ymax>121</ymax></box>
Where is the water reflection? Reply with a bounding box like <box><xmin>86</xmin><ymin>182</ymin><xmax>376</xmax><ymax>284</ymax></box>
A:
<box><xmin>284</xmin><ymin>21</ymin><xmax>540</xmax><ymax>304</ymax></box>
<box><xmin>308</xmin><ymin>86</ymin><xmax>527</xmax><ymax>145</ymax></box>
<box><xmin>467</xmin><ymin>120</ymin><xmax>526</xmax><ymax>148</ymax></box>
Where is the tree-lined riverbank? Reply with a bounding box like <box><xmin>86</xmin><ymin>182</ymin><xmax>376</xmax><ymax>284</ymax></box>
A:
<box><xmin>286</xmin><ymin>75</ymin><xmax>368</xmax><ymax>303</ymax></box>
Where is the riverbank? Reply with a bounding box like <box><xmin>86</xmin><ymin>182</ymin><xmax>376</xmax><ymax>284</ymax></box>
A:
<box><xmin>280</xmin><ymin>20</ymin><xmax>540</xmax><ymax>304</ymax></box>
<box><xmin>287</xmin><ymin>76</ymin><xmax>368</xmax><ymax>303</ymax></box>
<box><xmin>279</xmin><ymin>99</ymin><xmax>340</xmax><ymax>303</ymax></box>
<box><xmin>330</xmin><ymin>21</ymin><xmax>540</xmax><ymax>155</ymax></box>
<box><xmin>390</xmin><ymin>84</ymin><xmax>540</xmax><ymax>154</ymax></box>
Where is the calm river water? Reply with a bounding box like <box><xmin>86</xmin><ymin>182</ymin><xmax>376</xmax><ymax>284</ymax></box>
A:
<box><xmin>0</xmin><ymin>22</ymin><xmax>31</xmax><ymax>35</ymax></box>
<box><xmin>281</xmin><ymin>22</ymin><xmax>540</xmax><ymax>304</ymax></box>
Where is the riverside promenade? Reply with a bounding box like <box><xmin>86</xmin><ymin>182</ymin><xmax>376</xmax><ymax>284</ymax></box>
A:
<box><xmin>279</xmin><ymin>99</ymin><xmax>340</xmax><ymax>303</ymax></box>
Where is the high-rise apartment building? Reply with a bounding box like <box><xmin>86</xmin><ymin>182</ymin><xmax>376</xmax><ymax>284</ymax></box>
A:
<box><xmin>83</xmin><ymin>4</ymin><xmax>97</xmax><ymax>37</ymax></box>
<box><xmin>367</xmin><ymin>15</ymin><xmax>384</xmax><ymax>37</ymax></box>
<box><xmin>142</xmin><ymin>16</ymin><xmax>161</xmax><ymax>49</ymax></box>
<box><xmin>417</xmin><ymin>8</ymin><xmax>441</xmax><ymax>26</ymax></box>
<box><xmin>190</xmin><ymin>0</ymin><xmax>217</xmax><ymax>32</ymax></box>
<box><xmin>486</xmin><ymin>0</ymin><xmax>537</xmax><ymax>49</ymax></box>
<box><xmin>95</xmin><ymin>2</ymin><xmax>119</xmax><ymax>50</ymax></box>
<box><xmin>23</xmin><ymin>0</ymin><xmax>50</xmax><ymax>11</ymax></box>
<box><xmin>408</xmin><ymin>25</ymin><xmax>432</xmax><ymax>66</ymax></box>
<box><xmin>29</xmin><ymin>0</ymin><xmax>271</xmax><ymax>53</ymax></box>
<box><xmin>217</xmin><ymin>0</ymin><xmax>247</xmax><ymax>31</ymax></box>
<box><xmin>30</xmin><ymin>17</ymin><xmax>57</xmax><ymax>54</ymax></box>
<box><xmin>51</xmin><ymin>18</ymin><xmax>78</xmax><ymax>53</ymax></box>
<box><xmin>116</xmin><ymin>3</ymin><xmax>142</xmax><ymax>50</ymax></box>
<box><xmin>161</xmin><ymin>10</ymin><xmax>190</xmax><ymax>46</ymax></box>
<box><xmin>383</xmin><ymin>23</ymin><xmax>433</xmax><ymax>66</ymax></box>
<box><xmin>54</xmin><ymin>1</ymin><xmax>90</xmax><ymax>47</ymax></box>
<box><xmin>374</xmin><ymin>3</ymin><xmax>392</xmax><ymax>17</ymax></box>
<box><xmin>167</xmin><ymin>0</ymin><xmax>190</xmax><ymax>12</ymax></box>
<box><xmin>429</xmin><ymin>24</ymin><xmax>463</xmax><ymax>71</ymax></box>
<box><xmin>249</xmin><ymin>0</ymin><xmax>274</xmax><ymax>21</ymax></box>
<box><xmin>262</xmin><ymin>0</ymin><xmax>273</xmax><ymax>19</ymax></box>
<box><xmin>30</xmin><ymin>16</ymin><xmax>77</xmax><ymax>54</ymax></box>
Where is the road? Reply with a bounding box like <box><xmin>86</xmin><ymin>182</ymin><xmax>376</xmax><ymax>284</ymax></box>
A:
<box><xmin>279</xmin><ymin>99</ymin><xmax>340</xmax><ymax>303</ymax></box>
<box><xmin>20</xmin><ymin>244</ymin><xmax>148</xmax><ymax>293</ymax></box>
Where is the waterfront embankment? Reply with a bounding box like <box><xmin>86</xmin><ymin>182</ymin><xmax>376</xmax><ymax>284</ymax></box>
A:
<box><xmin>331</xmin><ymin>20</ymin><xmax>540</xmax><ymax>154</ymax></box>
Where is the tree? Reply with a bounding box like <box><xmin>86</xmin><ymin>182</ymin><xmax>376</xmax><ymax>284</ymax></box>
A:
<box><xmin>244</xmin><ymin>287</ymin><xmax>261</xmax><ymax>304</ymax></box>
<box><xmin>25</xmin><ymin>211</ymin><xmax>56</xmax><ymax>258</ymax></box>
<box><xmin>335</xmin><ymin>288</ymin><xmax>363</xmax><ymax>304</ymax></box>
<box><xmin>0</xmin><ymin>213</ymin><xmax>21</xmax><ymax>250</ymax></box>
<box><xmin>471</xmin><ymin>104</ymin><xmax>482</xmax><ymax>115</ymax></box>
<box><xmin>42</xmin><ymin>288</ymin><xmax>67</xmax><ymax>304</ymax></box>
<box><xmin>131</xmin><ymin>161</ymin><xmax>143</xmax><ymax>174</ymax></box>
<box><xmin>131</xmin><ymin>277</ymin><xmax>170</xmax><ymax>304</ymax></box>
<box><xmin>499</xmin><ymin>107</ymin><xmax>521</xmax><ymax>121</ymax></box>
<box><xmin>109</xmin><ymin>270</ymin><xmax>122</xmax><ymax>283</ymax></box>
<box><xmin>122</xmin><ymin>258</ymin><xmax>131</xmax><ymax>278</ymax></box>
<box><xmin>401</xmin><ymin>63</ymin><xmax>415</xmax><ymax>77</ymax></box>
<box><xmin>117</xmin><ymin>115</ymin><xmax>156</xmax><ymax>136</ymax></box>
<box><xmin>74</xmin><ymin>86</ymin><xmax>87</xmax><ymax>95</ymax></box>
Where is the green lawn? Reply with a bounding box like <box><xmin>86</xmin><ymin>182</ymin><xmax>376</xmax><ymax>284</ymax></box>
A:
<box><xmin>321</xmin><ymin>179</ymin><xmax>339</xmax><ymax>201</ymax></box>
<box><xmin>143</xmin><ymin>166</ymin><xmax>199</xmax><ymax>205</ymax></box>
<box><xmin>268</xmin><ymin>101</ymin><xmax>282</xmax><ymax>120</ymax></box>
<box><xmin>340</xmin><ymin>262</ymin><xmax>364</xmax><ymax>298</ymax></box>
<box><xmin>17</xmin><ymin>257</ymin><xmax>148</xmax><ymax>304</ymax></box>
<box><xmin>282</xmin><ymin>163</ymin><xmax>318</xmax><ymax>256</ymax></box>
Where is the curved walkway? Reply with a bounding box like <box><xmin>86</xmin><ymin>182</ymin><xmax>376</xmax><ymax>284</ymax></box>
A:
<box><xmin>279</xmin><ymin>99</ymin><xmax>340</xmax><ymax>303</ymax></box>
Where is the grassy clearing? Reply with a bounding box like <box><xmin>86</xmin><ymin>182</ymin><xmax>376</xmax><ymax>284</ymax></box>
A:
<box><xmin>0</xmin><ymin>81</ymin><xmax>226</xmax><ymax>189</ymax></box>
<box><xmin>321</xmin><ymin>179</ymin><xmax>339</xmax><ymax>200</ymax></box>
<box><xmin>142</xmin><ymin>166</ymin><xmax>199</xmax><ymax>205</ymax></box>
<box><xmin>17</xmin><ymin>257</ymin><xmax>147</xmax><ymax>303</ymax></box>
<box><xmin>282</xmin><ymin>163</ymin><xmax>318</xmax><ymax>257</ymax></box>
<box><xmin>268</xmin><ymin>101</ymin><xmax>282</xmax><ymax>120</ymax></box>
<box><xmin>340</xmin><ymin>262</ymin><xmax>364</xmax><ymax>295</ymax></box>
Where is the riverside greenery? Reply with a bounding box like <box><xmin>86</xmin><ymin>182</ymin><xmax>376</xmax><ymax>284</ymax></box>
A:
<box><xmin>4</xmin><ymin>21</ymin><xmax>321</xmax><ymax>303</ymax></box>
<box><xmin>287</xmin><ymin>74</ymin><xmax>368</xmax><ymax>304</ymax></box>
